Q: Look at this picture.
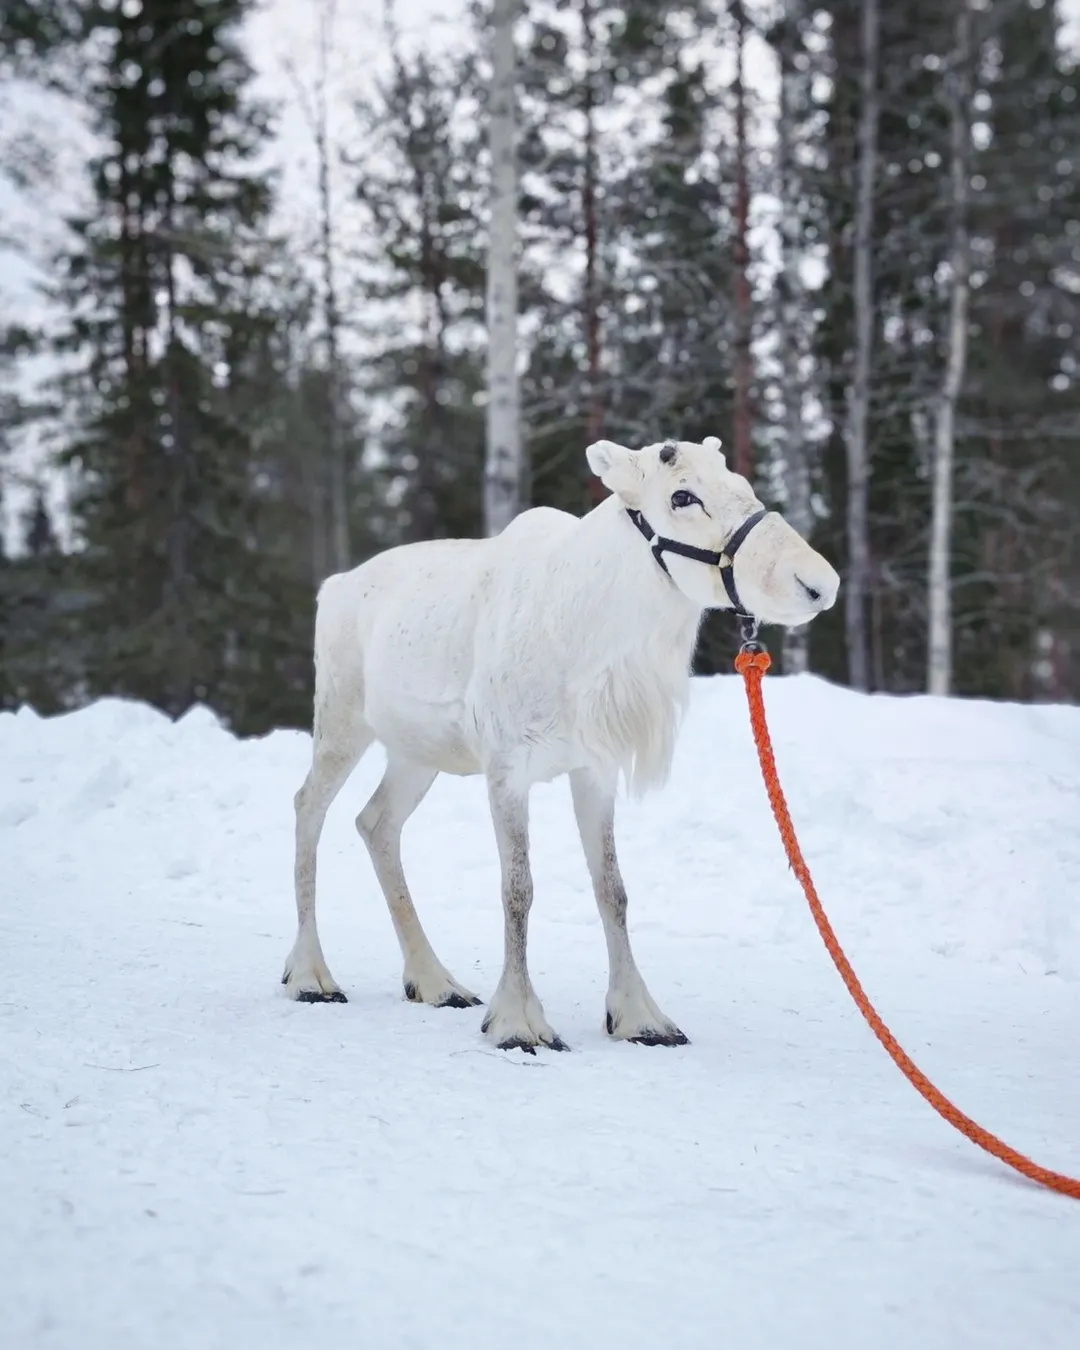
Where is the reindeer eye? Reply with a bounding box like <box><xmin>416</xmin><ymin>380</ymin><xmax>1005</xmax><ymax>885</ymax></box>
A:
<box><xmin>671</xmin><ymin>489</ymin><xmax>701</xmax><ymax>510</ymax></box>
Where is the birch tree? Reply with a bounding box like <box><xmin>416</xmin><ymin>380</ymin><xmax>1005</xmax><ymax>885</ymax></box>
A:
<box><xmin>484</xmin><ymin>0</ymin><xmax>524</xmax><ymax>537</ymax></box>
<box><xmin>844</xmin><ymin>0</ymin><xmax>878</xmax><ymax>692</ymax></box>
<box><xmin>354</xmin><ymin>36</ymin><xmax>487</xmax><ymax>544</ymax></box>
<box><xmin>926</xmin><ymin>0</ymin><xmax>972</xmax><ymax>696</ymax></box>
<box><xmin>285</xmin><ymin>0</ymin><xmax>350</xmax><ymax>578</ymax></box>
<box><xmin>314</xmin><ymin>1</ymin><xmax>350</xmax><ymax>576</ymax></box>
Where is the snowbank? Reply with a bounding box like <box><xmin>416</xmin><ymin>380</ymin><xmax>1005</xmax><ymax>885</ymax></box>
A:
<box><xmin>3</xmin><ymin>677</ymin><xmax>1079</xmax><ymax>1349</ymax></box>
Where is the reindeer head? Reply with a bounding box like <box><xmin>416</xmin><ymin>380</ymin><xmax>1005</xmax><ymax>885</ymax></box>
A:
<box><xmin>586</xmin><ymin>436</ymin><xmax>839</xmax><ymax>627</ymax></box>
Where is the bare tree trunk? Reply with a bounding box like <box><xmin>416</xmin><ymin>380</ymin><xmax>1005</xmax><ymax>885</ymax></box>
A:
<box><xmin>119</xmin><ymin>166</ymin><xmax>146</xmax><ymax>518</ymax></box>
<box><xmin>844</xmin><ymin>0</ymin><xmax>878</xmax><ymax>693</ymax></box>
<box><xmin>927</xmin><ymin>0</ymin><xmax>973</xmax><ymax>697</ymax></box>
<box><xmin>775</xmin><ymin>0</ymin><xmax>812</xmax><ymax>675</ymax></box>
<box><xmin>484</xmin><ymin>0</ymin><xmax>523</xmax><ymax>537</ymax></box>
<box><xmin>159</xmin><ymin>118</ymin><xmax>193</xmax><ymax>715</ymax></box>
<box><xmin>287</xmin><ymin>1</ymin><xmax>349</xmax><ymax>578</ymax></box>
<box><xmin>314</xmin><ymin>1</ymin><xmax>350</xmax><ymax>575</ymax></box>
<box><xmin>582</xmin><ymin>0</ymin><xmax>605</xmax><ymax>505</ymax></box>
<box><xmin>731</xmin><ymin>0</ymin><xmax>754</xmax><ymax>483</ymax></box>
<box><xmin>415</xmin><ymin>218</ymin><xmax>443</xmax><ymax>544</ymax></box>
<box><xmin>299</xmin><ymin>365</ymin><xmax>329</xmax><ymax>587</ymax></box>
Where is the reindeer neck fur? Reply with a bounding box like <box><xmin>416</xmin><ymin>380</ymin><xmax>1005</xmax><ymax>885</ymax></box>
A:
<box><xmin>561</xmin><ymin>496</ymin><xmax>704</xmax><ymax>797</ymax></box>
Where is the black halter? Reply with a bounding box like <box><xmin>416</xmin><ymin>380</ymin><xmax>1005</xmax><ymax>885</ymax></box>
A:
<box><xmin>626</xmin><ymin>505</ymin><xmax>769</xmax><ymax>620</ymax></box>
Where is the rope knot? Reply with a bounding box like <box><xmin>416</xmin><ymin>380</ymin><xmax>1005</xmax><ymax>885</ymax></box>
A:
<box><xmin>735</xmin><ymin>648</ymin><xmax>772</xmax><ymax>677</ymax></box>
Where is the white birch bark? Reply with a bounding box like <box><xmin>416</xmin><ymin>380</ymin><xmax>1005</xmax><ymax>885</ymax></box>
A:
<box><xmin>284</xmin><ymin>0</ymin><xmax>349</xmax><ymax>580</ymax></box>
<box><xmin>483</xmin><ymin>0</ymin><xmax>524</xmax><ymax>538</ymax></box>
<box><xmin>927</xmin><ymin>0</ymin><xmax>973</xmax><ymax>697</ymax></box>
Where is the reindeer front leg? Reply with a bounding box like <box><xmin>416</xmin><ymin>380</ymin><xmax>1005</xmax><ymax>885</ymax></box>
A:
<box><xmin>570</xmin><ymin>767</ymin><xmax>688</xmax><ymax>1046</ymax></box>
<box><xmin>482</xmin><ymin>771</ymin><xmax>567</xmax><ymax>1053</ymax></box>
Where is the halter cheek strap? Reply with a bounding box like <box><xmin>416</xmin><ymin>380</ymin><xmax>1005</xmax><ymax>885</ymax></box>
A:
<box><xmin>626</xmin><ymin>506</ymin><xmax>769</xmax><ymax>619</ymax></box>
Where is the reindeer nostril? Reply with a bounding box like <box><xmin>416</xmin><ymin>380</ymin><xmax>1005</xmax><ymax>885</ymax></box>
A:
<box><xmin>797</xmin><ymin>577</ymin><xmax>823</xmax><ymax>603</ymax></box>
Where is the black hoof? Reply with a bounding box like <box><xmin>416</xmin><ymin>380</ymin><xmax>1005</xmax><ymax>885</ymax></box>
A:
<box><xmin>435</xmin><ymin>991</ymin><xmax>484</xmax><ymax>1009</ymax></box>
<box><xmin>406</xmin><ymin>980</ymin><xmax>483</xmax><ymax>1008</ymax></box>
<box><xmin>607</xmin><ymin>1009</ymin><xmax>688</xmax><ymax>1045</ymax></box>
<box><xmin>628</xmin><ymin>1029</ymin><xmax>690</xmax><ymax>1047</ymax></box>
<box><xmin>295</xmin><ymin>989</ymin><xmax>348</xmax><ymax>1004</ymax></box>
<box><xmin>495</xmin><ymin>1034</ymin><xmax>568</xmax><ymax>1054</ymax></box>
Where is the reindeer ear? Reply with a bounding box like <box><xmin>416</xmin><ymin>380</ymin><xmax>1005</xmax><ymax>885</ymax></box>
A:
<box><xmin>586</xmin><ymin>440</ymin><xmax>646</xmax><ymax>503</ymax></box>
<box><xmin>702</xmin><ymin>435</ymin><xmax>725</xmax><ymax>462</ymax></box>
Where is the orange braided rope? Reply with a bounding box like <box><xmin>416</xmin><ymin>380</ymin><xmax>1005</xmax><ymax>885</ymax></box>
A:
<box><xmin>735</xmin><ymin>644</ymin><xmax>1080</xmax><ymax>1200</ymax></box>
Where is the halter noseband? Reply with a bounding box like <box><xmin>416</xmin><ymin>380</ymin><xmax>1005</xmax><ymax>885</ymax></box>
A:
<box><xmin>626</xmin><ymin>505</ymin><xmax>769</xmax><ymax>621</ymax></box>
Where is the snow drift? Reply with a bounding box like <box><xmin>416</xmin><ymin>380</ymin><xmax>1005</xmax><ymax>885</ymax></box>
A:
<box><xmin>3</xmin><ymin>676</ymin><xmax>1080</xmax><ymax>1349</ymax></box>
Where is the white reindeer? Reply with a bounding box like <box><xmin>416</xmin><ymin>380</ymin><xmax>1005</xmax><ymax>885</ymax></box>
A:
<box><xmin>284</xmin><ymin>437</ymin><xmax>839</xmax><ymax>1051</ymax></box>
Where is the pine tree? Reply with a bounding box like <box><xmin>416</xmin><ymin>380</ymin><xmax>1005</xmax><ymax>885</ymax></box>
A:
<box><xmin>955</xmin><ymin>0</ymin><xmax>1080</xmax><ymax>701</ymax></box>
<box><xmin>519</xmin><ymin>1</ymin><xmax>719</xmax><ymax>516</ymax></box>
<box><xmin>811</xmin><ymin>0</ymin><xmax>954</xmax><ymax>692</ymax></box>
<box><xmin>52</xmin><ymin>0</ymin><xmax>292</xmax><ymax>725</ymax></box>
<box><xmin>804</xmin><ymin>0</ymin><xmax>1079</xmax><ymax>701</ymax></box>
<box><xmin>0</xmin><ymin>324</ymin><xmax>67</xmax><ymax>712</ymax></box>
<box><xmin>352</xmin><ymin>38</ymin><xmax>487</xmax><ymax>543</ymax></box>
<box><xmin>0</xmin><ymin>465</ymin><xmax>71</xmax><ymax>715</ymax></box>
<box><xmin>601</xmin><ymin>20</ymin><xmax>735</xmax><ymax>448</ymax></box>
<box><xmin>0</xmin><ymin>0</ymin><xmax>81</xmax><ymax>74</ymax></box>
<box><xmin>0</xmin><ymin>325</ymin><xmax>30</xmax><ymax>503</ymax></box>
<box><xmin>25</xmin><ymin>487</ymin><xmax>57</xmax><ymax>557</ymax></box>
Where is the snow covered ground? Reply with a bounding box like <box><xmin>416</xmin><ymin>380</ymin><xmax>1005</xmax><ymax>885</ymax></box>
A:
<box><xmin>3</xmin><ymin>675</ymin><xmax>1080</xmax><ymax>1349</ymax></box>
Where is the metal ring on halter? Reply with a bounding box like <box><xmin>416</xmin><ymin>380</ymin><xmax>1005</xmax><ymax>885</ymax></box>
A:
<box><xmin>739</xmin><ymin>614</ymin><xmax>762</xmax><ymax>650</ymax></box>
